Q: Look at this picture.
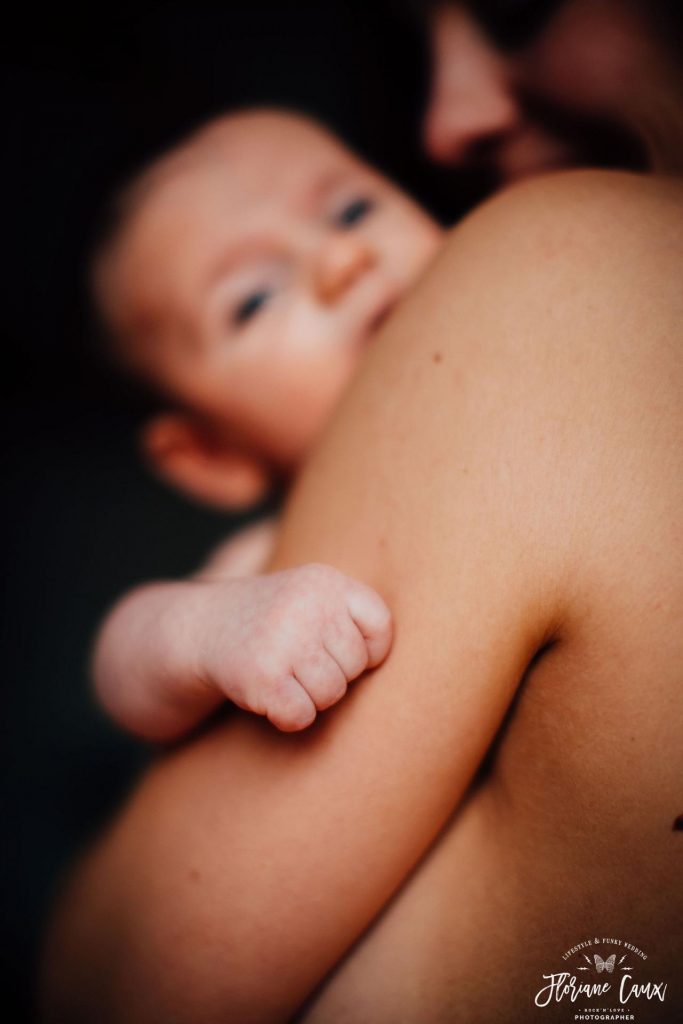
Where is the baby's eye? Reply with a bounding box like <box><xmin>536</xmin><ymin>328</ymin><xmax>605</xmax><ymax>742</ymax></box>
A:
<box><xmin>335</xmin><ymin>197</ymin><xmax>375</xmax><ymax>229</ymax></box>
<box><xmin>233</xmin><ymin>288</ymin><xmax>273</xmax><ymax>326</ymax></box>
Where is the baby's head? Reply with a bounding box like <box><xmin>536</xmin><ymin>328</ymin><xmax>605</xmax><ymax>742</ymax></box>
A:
<box><xmin>95</xmin><ymin>109</ymin><xmax>442</xmax><ymax>507</ymax></box>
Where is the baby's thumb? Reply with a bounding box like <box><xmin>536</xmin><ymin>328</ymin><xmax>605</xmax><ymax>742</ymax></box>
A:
<box><xmin>347</xmin><ymin>585</ymin><xmax>393</xmax><ymax>669</ymax></box>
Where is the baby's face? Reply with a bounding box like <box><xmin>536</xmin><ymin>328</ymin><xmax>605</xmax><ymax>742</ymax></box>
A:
<box><xmin>100</xmin><ymin>111</ymin><xmax>442</xmax><ymax>469</ymax></box>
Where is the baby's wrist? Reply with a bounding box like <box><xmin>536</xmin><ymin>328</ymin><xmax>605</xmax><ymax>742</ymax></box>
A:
<box><xmin>97</xmin><ymin>579</ymin><xmax>229</xmax><ymax>740</ymax></box>
<box><xmin>156</xmin><ymin>580</ymin><xmax>214</xmax><ymax>685</ymax></box>
<box><xmin>161</xmin><ymin>577</ymin><xmax>245</xmax><ymax>697</ymax></box>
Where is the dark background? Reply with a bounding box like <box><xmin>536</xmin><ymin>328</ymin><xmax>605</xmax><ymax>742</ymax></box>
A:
<box><xmin>1</xmin><ymin>3</ymin><xmax>483</xmax><ymax>1019</ymax></box>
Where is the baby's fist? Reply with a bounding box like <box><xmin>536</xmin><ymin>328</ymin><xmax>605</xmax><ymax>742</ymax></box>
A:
<box><xmin>230</xmin><ymin>564</ymin><xmax>392</xmax><ymax>732</ymax></box>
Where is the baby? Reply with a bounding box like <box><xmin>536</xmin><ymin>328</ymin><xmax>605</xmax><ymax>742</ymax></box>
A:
<box><xmin>93</xmin><ymin>109</ymin><xmax>443</xmax><ymax>741</ymax></box>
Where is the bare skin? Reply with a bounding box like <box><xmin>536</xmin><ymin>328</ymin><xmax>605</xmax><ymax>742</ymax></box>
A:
<box><xmin>41</xmin><ymin>171</ymin><xmax>683</xmax><ymax>1023</ymax></box>
<box><xmin>96</xmin><ymin>110</ymin><xmax>441</xmax><ymax>505</ymax></box>
<box><xmin>94</xmin><ymin>519</ymin><xmax>392</xmax><ymax>740</ymax></box>
<box><xmin>91</xmin><ymin>110</ymin><xmax>437</xmax><ymax>742</ymax></box>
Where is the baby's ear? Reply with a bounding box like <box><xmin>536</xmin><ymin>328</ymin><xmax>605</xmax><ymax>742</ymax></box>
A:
<box><xmin>139</xmin><ymin>412</ymin><xmax>273</xmax><ymax>510</ymax></box>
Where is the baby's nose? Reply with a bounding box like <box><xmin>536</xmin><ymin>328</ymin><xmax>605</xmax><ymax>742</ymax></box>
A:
<box><xmin>314</xmin><ymin>235</ymin><xmax>376</xmax><ymax>303</ymax></box>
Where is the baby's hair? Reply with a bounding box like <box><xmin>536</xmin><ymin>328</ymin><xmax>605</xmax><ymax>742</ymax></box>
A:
<box><xmin>87</xmin><ymin>183</ymin><xmax>141</xmax><ymax>369</ymax></box>
<box><xmin>86</xmin><ymin>103</ymin><xmax>352</xmax><ymax>412</ymax></box>
<box><xmin>86</xmin><ymin>108</ymin><xmax>256</xmax><ymax>412</ymax></box>
<box><xmin>85</xmin><ymin>113</ymin><xmax>214</xmax><ymax>401</ymax></box>
<box><xmin>88</xmin><ymin>144</ymin><xmax>172</xmax><ymax>303</ymax></box>
<box><xmin>88</xmin><ymin>105</ymin><xmax>318</xmax><ymax>363</ymax></box>
<box><xmin>86</xmin><ymin>163</ymin><xmax>174</xmax><ymax>414</ymax></box>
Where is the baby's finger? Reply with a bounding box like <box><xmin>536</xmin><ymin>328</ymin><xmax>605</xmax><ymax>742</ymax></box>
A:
<box><xmin>295</xmin><ymin>650</ymin><xmax>348</xmax><ymax>711</ymax></box>
<box><xmin>345</xmin><ymin>585</ymin><xmax>393</xmax><ymax>669</ymax></box>
<box><xmin>265</xmin><ymin>675</ymin><xmax>317</xmax><ymax>732</ymax></box>
<box><xmin>323</xmin><ymin>621</ymin><xmax>370</xmax><ymax>682</ymax></box>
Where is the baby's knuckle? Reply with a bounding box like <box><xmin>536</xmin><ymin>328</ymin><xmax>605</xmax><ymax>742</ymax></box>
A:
<box><xmin>302</xmin><ymin>562</ymin><xmax>335</xmax><ymax>578</ymax></box>
<box><xmin>371</xmin><ymin>601</ymin><xmax>392</xmax><ymax>633</ymax></box>
<box><xmin>248</xmin><ymin>644</ymin><xmax>278</xmax><ymax>682</ymax></box>
<box><xmin>326</xmin><ymin>676</ymin><xmax>348</xmax><ymax>704</ymax></box>
<box><xmin>348</xmin><ymin>650</ymin><xmax>369</xmax><ymax>679</ymax></box>
<box><xmin>302</xmin><ymin>563</ymin><xmax>345</xmax><ymax>594</ymax></box>
<box><xmin>271</xmin><ymin>571</ymin><xmax>314</xmax><ymax>612</ymax></box>
<box><xmin>268</xmin><ymin>685</ymin><xmax>315</xmax><ymax>730</ymax></box>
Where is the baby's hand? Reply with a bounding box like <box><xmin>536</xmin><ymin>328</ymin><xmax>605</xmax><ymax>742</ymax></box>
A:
<box><xmin>197</xmin><ymin>565</ymin><xmax>392</xmax><ymax>731</ymax></box>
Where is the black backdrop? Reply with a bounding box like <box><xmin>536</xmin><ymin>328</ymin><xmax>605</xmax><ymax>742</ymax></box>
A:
<box><xmin>2</xmin><ymin>4</ymin><xmax>482</xmax><ymax>1019</ymax></box>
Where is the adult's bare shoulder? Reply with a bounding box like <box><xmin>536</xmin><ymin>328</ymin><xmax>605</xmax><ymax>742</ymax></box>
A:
<box><xmin>460</xmin><ymin>168</ymin><xmax>683</xmax><ymax>246</ymax></box>
<box><xmin>295</xmin><ymin>173</ymin><xmax>683</xmax><ymax>1024</ymax></box>
<box><xmin>406</xmin><ymin>169</ymin><xmax>683</xmax><ymax>336</ymax></box>
<box><xmin>440</xmin><ymin>169</ymin><xmax>679</xmax><ymax>302</ymax></box>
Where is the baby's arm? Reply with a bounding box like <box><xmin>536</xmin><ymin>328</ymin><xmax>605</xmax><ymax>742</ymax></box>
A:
<box><xmin>197</xmin><ymin>516</ymin><xmax>280</xmax><ymax>578</ymax></box>
<box><xmin>92</xmin><ymin>521</ymin><xmax>392</xmax><ymax>743</ymax></box>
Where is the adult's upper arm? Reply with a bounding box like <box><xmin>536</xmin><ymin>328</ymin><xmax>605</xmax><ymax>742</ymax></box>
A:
<box><xmin>41</xmin><ymin>171</ymin><xmax>683</xmax><ymax>1024</ymax></box>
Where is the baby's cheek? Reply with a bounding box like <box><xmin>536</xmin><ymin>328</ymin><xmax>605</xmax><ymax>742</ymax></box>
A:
<box><xmin>386</xmin><ymin>215</ymin><xmax>443</xmax><ymax>282</ymax></box>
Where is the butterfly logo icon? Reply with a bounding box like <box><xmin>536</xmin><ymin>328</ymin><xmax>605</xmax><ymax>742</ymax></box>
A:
<box><xmin>594</xmin><ymin>954</ymin><xmax>616</xmax><ymax>974</ymax></box>
<box><xmin>579</xmin><ymin>952</ymin><xmax>631</xmax><ymax>973</ymax></box>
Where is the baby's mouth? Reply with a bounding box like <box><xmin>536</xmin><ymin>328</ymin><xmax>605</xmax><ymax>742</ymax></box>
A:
<box><xmin>360</xmin><ymin>293</ymin><xmax>401</xmax><ymax>346</ymax></box>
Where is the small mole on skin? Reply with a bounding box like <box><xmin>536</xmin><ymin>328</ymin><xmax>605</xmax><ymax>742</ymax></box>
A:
<box><xmin>673</xmin><ymin>815</ymin><xmax>683</xmax><ymax>832</ymax></box>
<box><xmin>189</xmin><ymin>868</ymin><xmax>201</xmax><ymax>881</ymax></box>
<box><xmin>432</xmin><ymin>351</ymin><xmax>443</xmax><ymax>364</ymax></box>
